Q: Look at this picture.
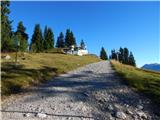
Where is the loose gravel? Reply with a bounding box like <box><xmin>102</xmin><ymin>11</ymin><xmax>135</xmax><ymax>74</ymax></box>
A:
<box><xmin>1</xmin><ymin>61</ymin><xmax>160</xmax><ymax>120</ymax></box>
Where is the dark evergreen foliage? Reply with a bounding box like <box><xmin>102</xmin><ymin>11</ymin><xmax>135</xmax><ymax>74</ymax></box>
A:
<box><xmin>56</xmin><ymin>32</ymin><xmax>65</xmax><ymax>48</ymax></box>
<box><xmin>65</xmin><ymin>29</ymin><xmax>76</xmax><ymax>47</ymax></box>
<box><xmin>100</xmin><ymin>47</ymin><xmax>108</xmax><ymax>60</ymax></box>
<box><xmin>123</xmin><ymin>47</ymin><xmax>129</xmax><ymax>64</ymax></box>
<box><xmin>1</xmin><ymin>1</ymin><xmax>15</xmax><ymax>52</ymax></box>
<box><xmin>119</xmin><ymin>47</ymin><xmax>124</xmax><ymax>63</ymax></box>
<box><xmin>111</xmin><ymin>49</ymin><xmax>117</xmax><ymax>60</ymax></box>
<box><xmin>30</xmin><ymin>24</ymin><xmax>43</xmax><ymax>52</ymax></box>
<box><xmin>15</xmin><ymin>21</ymin><xmax>28</xmax><ymax>52</ymax></box>
<box><xmin>43</xmin><ymin>26</ymin><xmax>54</xmax><ymax>50</ymax></box>
<box><xmin>80</xmin><ymin>40</ymin><xmax>85</xmax><ymax>49</ymax></box>
<box><xmin>110</xmin><ymin>47</ymin><xmax>136</xmax><ymax>66</ymax></box>
<box><xmin>128</xmin><ymin>52</ymin><xmax>136</xmax><ymax>66</ymax></box>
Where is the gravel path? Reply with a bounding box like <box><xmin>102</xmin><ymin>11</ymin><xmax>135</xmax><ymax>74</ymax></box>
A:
<box><xmin>1</xmin><ymin>61</ymin><xmax>160</xmax><ymax>120</ymax></box>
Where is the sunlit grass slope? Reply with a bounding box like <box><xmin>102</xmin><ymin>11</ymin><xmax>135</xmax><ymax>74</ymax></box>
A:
<box><xmin>111</xmin><ymin>60</ymin><xmax>160</xmax><ymax>105</ymax></box>
<box><xmin>1</xmin><ymin>52</ymin><xmax>101</xmax><ymax>95</ymax></box>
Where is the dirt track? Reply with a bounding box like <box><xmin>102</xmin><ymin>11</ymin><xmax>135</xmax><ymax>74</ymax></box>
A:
<box><xmin>1</xmin><ymin>61</ymin><xmax>159</xmax><ymax>120</ymax></box>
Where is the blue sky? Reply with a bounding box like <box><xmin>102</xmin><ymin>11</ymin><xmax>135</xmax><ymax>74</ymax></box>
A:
<box><xmin>10</xmin><ymin>1</ymin><xmax>160</xmax><ymax>67</ymax></box>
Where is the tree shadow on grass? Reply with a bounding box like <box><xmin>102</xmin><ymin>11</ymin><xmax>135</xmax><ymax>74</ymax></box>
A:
<box><xmin>1</xmin><ymin>62</ymin><xmax>58</xmax><ymax>95</ymax></box>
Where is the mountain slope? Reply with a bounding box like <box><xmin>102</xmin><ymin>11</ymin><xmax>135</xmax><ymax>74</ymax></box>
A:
<box><xmin>142</xmin><ymin>63</ymin><xmax>160</xmax><ymax>72</ymax></box>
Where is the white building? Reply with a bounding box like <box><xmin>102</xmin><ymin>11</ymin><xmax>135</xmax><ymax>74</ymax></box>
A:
<box><xmin>64</xmin><ymin>45</ymin><xmax>88</xmax><ymax>56</ymax></box>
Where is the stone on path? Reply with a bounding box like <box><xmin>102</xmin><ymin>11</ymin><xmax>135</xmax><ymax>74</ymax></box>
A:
<box><xmin>137</xmin><ymin>111</ymin><xmax>147</xmax><ymax>119</ymax></box>
<box><xmin>36</xmin><ymin>113</ymin><xmax>47</xmax><ymax>118</ymax></box>
<box><xmin>4</xmin><ymin>54</ymin><xmax>11</xmax><ymax>60</ymax></box>
<box><xmin>115</xmin><ymin>111</ymin><xmax>127</xmax><ymax>119</ymax></box>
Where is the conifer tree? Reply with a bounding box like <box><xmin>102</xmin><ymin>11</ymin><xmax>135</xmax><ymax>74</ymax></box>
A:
<box><xmin>30</xmin><ymin>24</ymin><xmax>43</xmax><ymax>52</ymax></box>
<box><xmin>119</xmin><ymin>47</ymin><xmax>124</xmax><ymax>63</ymax></box>
<box><xmin>128</xmin><ymin>52</ymin><xmax>136</xmax><ymax>66</ymax></box>
<box><xmin>1</xmin><ymin>1</ymin><xmax>14</xmax><ymax>52</ymax></box>
<box><xmin>123</xmin><ymin>47</ymin><xmax>129</xmax><ymax>64</ymax></box>
<box><xmin>47</xmin><ymin>28</ymin><xmax>54</xmax><ymax>49</ymax></box>
<box><xmin>80</xmin><ymin>40</ymin><xmax>85</xmax><ymax>49</ymax></box>
<box><xmin>56</xmin><ymin>32</ymin><xmax>65</xmax><ymax>48</ymax></box>
<box><xmin>43</xmin><ymin>26</ymin><xmax>54</xmax><ymax>50</ymax></box>
<box><xmin>15</xmin><ymin>21</ymin><xmax>28</xmax><ymax>52</ymax></box>
<box><xmin>65</xmin><ymin>29</ymin><xmax>71</xmax><ymax>47</ymax></box>
<box><xmin>43</xmin><ymin>26</ymin><xmax>48</xmax><ymax>50</ymax></box>
<box><xmin>111</xmin><ymin>49</ymin><xmax>117</xmax><ymax>60</ymax></box>
<box><xmin>70</xmin><ymin>31</ymin><xmax>76</xmax><ymax>46</ymax></box>
<box><xmin>65</xmin><ymin>29</ymin><xmax>76</xmax><ymax>47</ymax></box>
<box><xmin>100</xmin><ymin>47</ymin><xmax>108</xmax><ymax>60</ymax></box>
<box><xmin>110</xmin><ymin>47</ymin><xmax>136</xmax><ymax>66</ymax></box>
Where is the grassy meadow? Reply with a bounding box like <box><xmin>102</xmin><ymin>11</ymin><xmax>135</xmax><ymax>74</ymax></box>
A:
<box><xmin>111</xmin><ymin>60</ymin><xmax>160</xmax><ymax>105</ymax></box>
<box><xmin>1</xmin><ymin>52</ymin><xmax>101</xmax><ymax>96</ymax></box>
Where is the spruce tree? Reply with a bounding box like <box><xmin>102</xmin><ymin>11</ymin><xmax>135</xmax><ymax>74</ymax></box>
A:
<box><xmin>43</xmin><ymin>26</ymin><xmax>54</xmax><ymax>50</ymax></box>
<box><xmin>123</xmin><ymin>47</ymin><xmax>129</xmax><ymax>64</ymax></box>
<box><xmin>43</xmin><ymin>26</ymin><xmax>48</xmax><ymax>50</ymax></box>
<box><xmin>80</xmin><ymin>40</ymin><xmax>85</xmax><ymax>49</ymax></box>
<box><xmin>128</xmin><ymin>52</ymin><xmax>136</xmax><ymax>66</ymax></box>
<box><xmin>1</xmin><ymin>1</ymin><xmax>14</xmax><ymax>52</ymax></box>
<box><xmin>119</xmin><ymin>47</ymin><xmax>124</xmax><ymax>63</ymax></box>
<box><xmin>15</xmin><ymin>21</ymin><xmax>28</xmax><ymax>52</ymax></box>
<box><xmin>30</xmin><ymin>24</ymin><xmax>43</xmax><ymax>52</ymax></box>
<box><xmin>110</xmin><ymin>47</ymin><xmax>136</xmax><ymax>66</ymax></box>
<box><xmin>47</xmin><ymin>28</ymin><xmax>54</xmax><ymax>49</ymax></box>
<box><xmin>56</xmin><ymin>32</ymin><xmax>65</xmax><ymax>48</ymax></box>
<box><xmin>100</xmin><ymin>47</ymin><xmax>108</xmax><ymax>60</ymax></box>
<box><xmin>111</xmin><ymin>49</ymin><xmax>117</xmax><ymax>60</ymax></box>
<box><xmin>65</xmin><ymin>29</ymin><xmax>70</xmax><ymax>47</ymax></box>
<box><xmin>70</xmin><ymin>31</ymin><xmax>76</xmax><ymax>46</ymax></box>
<box><xmin>65</xmin><ymin>29</ymin><xmax>76</xmax><ymax>47</ymax></box>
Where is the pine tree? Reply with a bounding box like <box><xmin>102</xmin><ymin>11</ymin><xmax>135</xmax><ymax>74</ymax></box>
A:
<box><xmin>128</xmin><ymin>52</ymin><xmax>136</xmax><ymax>66</ymax></box>
<box><xmin>119</xmin><ymin>47</ymin><xmax>124</xmax><ymax>63</ymax></box>
<box><xmin>123</xmin><ymin>47</ymin><xmax>129</xmax><ymax>64</ymax></box>
<box><xmin>30</xmin><ymin>24</ymin><xmax>43</xmax><ymax>52</ymax></box>
<box><xmin>80</xmin><ymin>40</ymin><xmax>85</xmax><ymax>49</ymax></box>
<box><xmin>43</xmin><ymin>26</ymin><xmax>54</xmax><ymax>50</ymax></box>
<box><xmin>65</xmin><ymin>29</ymin><xmax>70</xmax><ymax>47</ymax></box>
<box><xmin>15</xmin><ymin>21</ymin><xmax>28</xmax><ymax>52</ymax></box>
<box><xmin>100</xmin><ymin>47</ymin><xmax>108</xmax><ymax>60</ymax></box>
<box><xmin>110</xmin><ymin>47</ymin><xmax>136</xmax><ymax>66</ymax></box>
<box><xmin>111</xmin><ymin>49</ymin><xmax>117</xmax><ymax>60</ymax></box>
<box><xmin>43</xmin><ymin>26</ymin><xmax>48</xmax><ymax>50</ymax></box>
<box><xmin>70</xmin><ymin>31</ymin><xmax>76</xmax><ymax>46</ymax></box>
<box><xmin>47</xmin><ymin>28</ymin><xmax>54</xmax><ymax>49</ymax></box>
<box><xmin>65</xmin><ymin>29</ymin><xmax>76</xmax><ymax>47</ymax></box>
<box><xmin>1</xmin><ymin>1</ymin><xmax>14</xmax><ymax>52</ymax></box>
<box><xmin>56</xmin><ymin>32</ymin><xmax>65</xmax><ymax>48</ymax></box>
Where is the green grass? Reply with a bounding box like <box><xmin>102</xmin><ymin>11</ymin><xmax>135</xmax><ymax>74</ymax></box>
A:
<box><xmin>1</xmin><ymin>52</ymin><xmax>101</xmax><ymax>96</ymax></box>
<box><xmin>111</xmin><ymin>60</ymin><xmax>160</xmax><ymax>105</ymax></box>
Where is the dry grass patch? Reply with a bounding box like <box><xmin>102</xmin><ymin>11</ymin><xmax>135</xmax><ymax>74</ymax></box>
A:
<box><xmin>1</xmin><ymin>52</ymin><xmax>100</xmax><ymax>95</ymax></box>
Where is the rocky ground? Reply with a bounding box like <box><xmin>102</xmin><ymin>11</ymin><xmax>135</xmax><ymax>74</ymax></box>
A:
<box><xmin>1</xmin><ymin>61</ymin><xmax>160</xmax><ymax>120</ymax></box>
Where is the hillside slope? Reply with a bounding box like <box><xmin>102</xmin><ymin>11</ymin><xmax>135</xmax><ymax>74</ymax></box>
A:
<box><xmin>111</xmin><ymin>60</ymin><xmax>160</xmax><ymax>106</ymax></box>
<box><xmin>1</xmin><ymin>53</ymin><xmax>100</xmax><ymax>96</ymax></box>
